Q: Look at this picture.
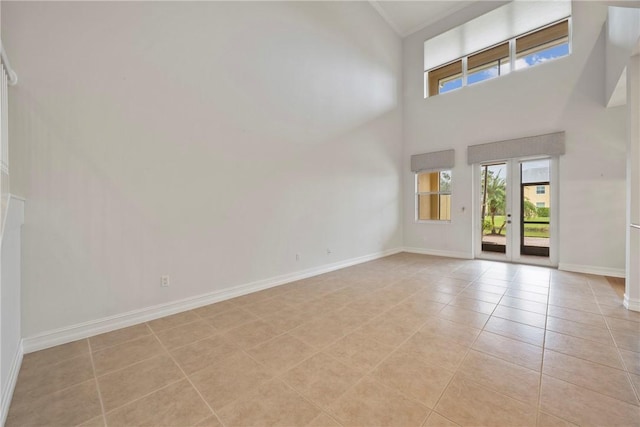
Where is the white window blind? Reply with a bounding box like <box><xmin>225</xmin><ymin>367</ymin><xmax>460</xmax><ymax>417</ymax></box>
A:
<box><xmin>424</xmin><ymin>1</ymin><xmax>572</xmax><ymax>72</ymax></box>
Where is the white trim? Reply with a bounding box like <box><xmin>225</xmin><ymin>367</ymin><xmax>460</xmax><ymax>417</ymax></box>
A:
<box><xmin>558</xmin><ymin>263</ymin><xmax>625</xmax><ymax>278</ymax></box>
<box><xmin>22</xmin><ymin>247</ymin><xmax>403</xmax><ymax>354</ymax></box>
<box><xmin>623</xmin><ymin>294</ymin><xmax>640</xmax><ymax>312</ymax></box>
<box><xmin>0</xmin><ymin>40</ymin><xmax>18</xmax><ymax>86</ymax></box>
<box><xmin>367</xmin><ymin>1</ymin><xmax>402</xmax><ymax>36</ymax></box>
<box><xmin>368</xmin><ymin>0</ymin><xmax>475</xmax><ymax>38</ymax></box>
<box><xmin>403</xmin><ymin>246</ymin><xmax>473</xmax><ymax>260</ymax></box>
<box><xmin>403</xmin><ymin>1</ymin><xmax>473</xmax><ymax>38</ymax></box>
<box><xmin>2</xmin><ymin>195</ymin><xmax>25</xmax><ymax>241</ymax></box>
<box><xmin>1</xmin><ymin>340</ymin><xmax>23</xmax><ymax>426</ymax></box>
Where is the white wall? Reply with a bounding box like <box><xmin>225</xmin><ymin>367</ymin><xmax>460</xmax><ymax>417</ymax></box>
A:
<box><xmin>605</xmin><ymin>6</ymin><xmax>640</xmax><ymax>106</ymax></box>
<box><xmin>403</xmin><ymin>1</ymin><xmax>627</xmax><ymax>273</ymax></box>
<box><xmin>2</xmin><ymin>1</ymin><xmax>403</xmax><ymax>338</ymax></box>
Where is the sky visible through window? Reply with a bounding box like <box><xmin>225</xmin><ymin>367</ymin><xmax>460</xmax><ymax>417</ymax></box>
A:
<box><xmin>516</xmin><ymin>43</ymin><xmax>569</xmax><ymax>70</ymax></box>
<box><xmin>439</xmin><ymin>43</ymin><xmax>569</xmax><ymax>94</ymax></box>
<box><xmin>440</xmin><ymin>77</ymin><xmax>462</xmax><ymax>93</ymax></box>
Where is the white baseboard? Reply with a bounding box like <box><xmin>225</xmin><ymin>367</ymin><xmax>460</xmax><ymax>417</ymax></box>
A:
<box><xmin>22</xmin><ymin>247</ymin><xmax>403</xmax><ymax>354</ymax></box>
<box><xmin>403</xmin><ymin>246</ymin><xmax>473</xmax><ymax>260</ymax></box>
<box><xmin>1</xmin><ymin>341</ymin><xmax>23</xmax><ymax>426</ymax></box>
<box><xmin>623</xmin><ymin>294</ymin><xmax>640</xmax><ymax>312</ymax></box>
<box><xmin>558</xmin><ymin>263</ymin><xmax>626</xmax><ymax>278</ymax></box>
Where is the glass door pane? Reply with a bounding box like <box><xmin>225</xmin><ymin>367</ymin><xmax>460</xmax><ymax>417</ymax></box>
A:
<box><xmin>481</xmin><ymin>163</ymin><xmax>508</xmax><ymax>254</ymax></box>
<box><xmin>520</xmin><ymin>159</ymin><xmax>550</xmax><ymax>257</ymax></box>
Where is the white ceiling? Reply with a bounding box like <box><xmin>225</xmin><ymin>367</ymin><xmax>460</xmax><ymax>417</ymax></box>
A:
<box><xmin>369</xmin><ymin>1</ymin><xmax>476</xmax><ymax>37</ymax></box>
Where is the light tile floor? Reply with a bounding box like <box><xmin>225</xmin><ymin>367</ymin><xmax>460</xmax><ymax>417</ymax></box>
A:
<box><xmin>7</xmin><ymin>253</ymin><xmax>640</xmax><ymax>426</ymax></box>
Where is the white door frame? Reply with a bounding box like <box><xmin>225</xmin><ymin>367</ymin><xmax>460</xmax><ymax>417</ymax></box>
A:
<box><xmin>473</xmin><ymin>156</ymin><xmax>559</xmax><ymax>267</ymax></box>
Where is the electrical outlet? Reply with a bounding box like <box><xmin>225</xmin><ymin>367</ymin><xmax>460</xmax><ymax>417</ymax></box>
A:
<box><xmin>161</xmin><ymin>275</ymin><xmax>170</xmax><ymax>287</ymax></box>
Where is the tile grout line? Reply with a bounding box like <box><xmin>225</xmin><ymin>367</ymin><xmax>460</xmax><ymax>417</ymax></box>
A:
<box><xmin>355</xmin><ymin>271</ymin><xmax>506</xmax><ymax>421</ymax></box>
<box><xmin>176</xmin><ymin>276</ymin><xmax>423</xmax><ymax>410</ymax></box>
<box><xmin>85</xmin><ymin>321</ymin><xmax>177</xmax><ymax>355</ymax></box>
<box><xmin>272</xmin><ymin>279</ymin><xmax>453</xmax><ymax>422</ymax></box>
<box><xmin>276</xmin><ymin>372</ymin><xmax>347</xmax><ymax>426</ymax></box>
<box><xmin>426</xmin><ymin>276</ymin><xmax>517</xmax><ymax>416</ymax></box>
<box><xmin>12</xmin><ymin>256</ymin><xmax>639</xmax><ymax>426</ymax></box>
<box><xmin>101</xmin><ymin>378</ymin><xmax>186</xmax><ymax>420</ymax></box>
<box><xmin>146</xmin><ymin>327</ymin><xmax>228</xmax><ymax>427</ymax></box>
<box><xmin>92</xmin><ymin>349</ymin><xmax>174</xmax><ymax>377</ymax></box>
<box><xmin>86</xmin><ymin>339</ymin><xmax>108</xmax><ymax>427</ymax></box>
<box><xmin>592</xmin><ymin>281</ymin><xmax>640</xmax><ymax>405</ymax></box>
<box><xmin>536</xmin><ymin>274</ymin><xmax>636</xmax><ymax>425</ymax></box>
<box><xmin>223</xmin><ymin>270</ymin><xmax>426</xmax><ymax>425</ymax></box>
<box><xmin>442</xmin><ymin>270</ymin><xmax>639</xmax><ymax>416</ymax></box>
<box><xmin>535</xmin><ymin>273</ymin><xmax>551</xmax><ymax>427</ymax></box>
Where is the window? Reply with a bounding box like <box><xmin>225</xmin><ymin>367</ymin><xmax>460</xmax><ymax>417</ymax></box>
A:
<box><xmin>536</xmin><ymin>202</ymin><xmax>545</xmax><ymax>208</ymax></box>
<box><xmin>428</xmin><ymin>61</ymin><xmax>462</xmax><ymax>96</ymax></box>
<box><xmin>536</xmin><ymin>186</ymin><xmax>546</xmax><ymax>194</ymax></box>
<box><xmin>416</xmin><ymin>170</ymin><xmax>451</xmax><ymax>221</ymax></box>
<box><xmin>516</xmin><ymin>20</ymin><xmax>570</xmax><ymax>70</ymax></box>
<box><xmin>426</xmin><ymin>18</ymin><xmax>570</xmax><ymax>97</ymax></box>
<box><xmin>467</xmin><ymin>42</ymin><xmax>510</xmax><ymax>86</ymax></box>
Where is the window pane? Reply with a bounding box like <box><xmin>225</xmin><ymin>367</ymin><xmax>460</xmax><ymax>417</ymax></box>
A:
<box><xmin>516</xmin><ymin>42</ymin><xmax>569</xmax><ymax>70</ymax></box>
<box><xmin>468</xmin><ymin>42</ymin><xmax>509</xmax><ymax>86</ymax></box>
<box><xmin>516</xmin><ymin>20</ymin><xmax>569</xmax><ymax>54</ymax></box>
<box><xmin>500</xmin><ymin>61</ymin><xmax>511</xmax><ymax>75</ymax></box>
<box><xmin>468</xmin><ymin>62</ymin><xmax>499</xmax><ymax>85</ymax></box>
<box><xmin>440</xmin><ymin>194</ymin><xmax>451</xmax><ymax>220</ymax></box>
<box><xmin>516</xmin><ymin>20</ymin><xmax>570</xmax><ymax>71</ymax></box>
<box><xmin>417</xmin><ymin>171</ymin><xmax>451</xmax><ymax>193</ymax></box>
<box><xmin>521</xmin><ymin>159</ymin><xmax>550</xmax><ymax>183</ymax></box>
<box><xmin>439</xmin><ymin>170</ymin><xmax>452</xmax><ymax>192</ymax></box>
<box><xmin>439</xmin><ymin>76</ymin><xmax>462</xmax><ymax>93</ymax></box>
<box><xmin>418</xmin><ymin>194</ymin><xmax>451</xmax><ymax>221</ymax></box>
<box><xmin>428</xmin><ymin>60</ymin><xmax>462</xmax><ymax>97</ymax></box>
<box><xmin>417</xmin><ymin>172</ymin><xmax>438</xmax><ymax>193</ymax></box>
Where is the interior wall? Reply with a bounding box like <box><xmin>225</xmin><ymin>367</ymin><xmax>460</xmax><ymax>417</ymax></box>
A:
<box><xmin>2</xmin><ymin>1</ymin><xmax>403</xmax><ymax>337</ymax></box>
<box><xmin>605</xmin><ymin>6</ymin><xmax>640</xmax><ymax>104</ymax></box>
<box><xmin>403</xmin><ymin>1</ymin><xmax>627</xmax><ymax>273</ymax></box>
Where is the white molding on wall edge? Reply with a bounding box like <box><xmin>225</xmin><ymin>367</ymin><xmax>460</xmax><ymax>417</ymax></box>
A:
<box><xmin>1</xmin><ymin>340</ymin><xmax>23</xmax><ymax>426</ymax></box>
<box><xmin>623</xmin><ymin>294</ymin><xmax>640</xmax><ymax>312</ymax></box>
<box><xmin>558</xmin><ymin>263</ymin><xmax>625</xmax><ymax>278</ymax></box>
<box><xmin>403</xmin><ymin>246</ymin><xmax>473</xmax><ymax>260</ymax></box>
<box><xmin>22</xmin><ymin>247</ymin><xmax>404</xmax><ymax>354</ymax></box>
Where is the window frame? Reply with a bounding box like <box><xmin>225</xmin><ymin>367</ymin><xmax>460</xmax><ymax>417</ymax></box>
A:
<box><xmin>427</xmin><ymin>60</ymin><xmax>462</xmax><ymax>98</ymax></box>
<box><xmin>466</xmin><ymin>42</ymin><xmax>510</xmax><ymax>87</ymax></box>
<box><xmin>426</xmin><ymin>17</ymin><xmax>571</xmax><ymax>97</ymax></box>
<box><xmin>415</xmin><ymin>169</ymin><xmax>452</xmax><ymax>223</ymax></box>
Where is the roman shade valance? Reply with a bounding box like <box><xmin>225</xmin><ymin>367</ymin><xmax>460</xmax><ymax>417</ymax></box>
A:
<box><xmin>467</xmin><ymin>132</ymin><xmax>565</xmax><ymax>165</ymax></box>
<box><xmin>411</xmin><ymin>149</ymin><xmax>455</xmax><ymax>173</ymax></box>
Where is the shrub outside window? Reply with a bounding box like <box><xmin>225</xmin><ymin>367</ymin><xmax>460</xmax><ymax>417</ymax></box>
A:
<box><xmin>416</xmin><ymin>170</ymin><xmax>452</xmax><ymax>221</ymax></box>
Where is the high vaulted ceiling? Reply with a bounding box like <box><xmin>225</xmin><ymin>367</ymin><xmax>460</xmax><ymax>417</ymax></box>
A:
<box><xmin>369</xmin><ymin>1</ymin><xmax>475</xmax><ymax>37</ymax></box>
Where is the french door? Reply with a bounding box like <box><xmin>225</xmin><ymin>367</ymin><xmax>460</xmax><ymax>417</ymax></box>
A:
<box><xmin>475</xmin><ymin>157</ymin><xmax>558</xmax><ymax>266</ymax></box>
